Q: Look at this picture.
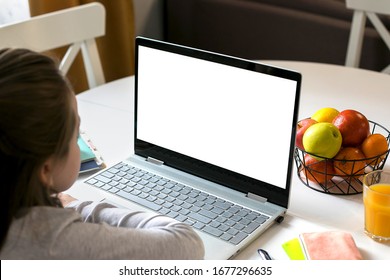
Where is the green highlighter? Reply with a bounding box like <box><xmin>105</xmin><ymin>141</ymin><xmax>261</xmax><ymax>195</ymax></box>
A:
<box><xmin>282</xmin><ymin>237</ymin><xmax>306</xmax><ymax>260</ymax></box>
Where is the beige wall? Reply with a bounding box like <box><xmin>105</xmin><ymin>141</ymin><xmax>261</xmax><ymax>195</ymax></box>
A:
<box><xmin>0</xmin><ymin>0</ymin><xmax>30</xmax><ymax>25</ymax></box>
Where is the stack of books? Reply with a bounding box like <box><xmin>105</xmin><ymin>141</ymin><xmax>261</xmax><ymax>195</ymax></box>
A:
<box><xmin>78</xmin><ymin>131</ymin><xmax>105</xmax><ymax>173</ymax></box>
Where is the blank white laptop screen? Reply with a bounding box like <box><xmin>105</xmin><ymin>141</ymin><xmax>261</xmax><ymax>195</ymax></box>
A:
<box><xmin>136</xmin><ymin>45</ymin><xmax>297</xmax><ymax>190</ymax></box>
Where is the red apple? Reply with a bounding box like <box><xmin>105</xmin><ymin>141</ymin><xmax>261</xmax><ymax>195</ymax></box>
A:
<box><xmin>332</xmin><ymin>109</ymin><xmax>370</xmax><ymax>147</ymax></box>
<box><xmin>301</xmin><ymin>154</ymin><xmax>335</xmax><ymax>184</ymax></box>
<box><xmin>295</xmin><ymin>118</ymin><xmax>317</xmax><ymax>150</ymax></box>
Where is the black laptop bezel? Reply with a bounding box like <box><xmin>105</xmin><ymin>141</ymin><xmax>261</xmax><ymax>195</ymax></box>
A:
<box><xmin>134</xmin><ymin>37</ymin><xmax>301</xmax><ymax>209</ymax></box>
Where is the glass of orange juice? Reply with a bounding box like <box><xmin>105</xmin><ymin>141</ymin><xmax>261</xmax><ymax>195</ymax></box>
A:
<box><xmin>363</xmin><ymin>170</ymin><xmax>390</xmax><ymax>242</ymax></box>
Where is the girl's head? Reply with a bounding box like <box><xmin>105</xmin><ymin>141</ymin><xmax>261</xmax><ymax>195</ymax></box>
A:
<box><xmin>0</xmin><ymin>48</ymin><xmax>80</xmax><ymax>247</ymax></box>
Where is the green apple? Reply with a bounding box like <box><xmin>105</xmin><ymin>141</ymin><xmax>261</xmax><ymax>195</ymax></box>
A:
<box><xmin>303</xmin><ymin>123</ymin><xmax>342</xmax><ymax>159</ymax></box>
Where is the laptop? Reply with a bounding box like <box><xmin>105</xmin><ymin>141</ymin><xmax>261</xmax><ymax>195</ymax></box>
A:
<box><xmin>82</xmin><ymin>37</ymin><xmax>301</xmax><ymax>259</ymax></box>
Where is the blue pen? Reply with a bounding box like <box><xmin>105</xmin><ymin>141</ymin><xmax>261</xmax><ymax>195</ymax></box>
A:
<box><xmin>258</xmin><ymin>249</ymin><xmax>272</xmax><ymax>260</ymax></box>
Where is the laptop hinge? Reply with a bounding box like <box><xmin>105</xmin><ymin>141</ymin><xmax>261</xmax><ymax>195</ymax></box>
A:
<box><xmin>146</xmin><ymin>156</ymin><xmax>164</xmax><ymax>166</ymax></box>
<box><xmin>247</xmin><ymin>192</ymin><xmax>267</xmax><ymax>203</ymax></box>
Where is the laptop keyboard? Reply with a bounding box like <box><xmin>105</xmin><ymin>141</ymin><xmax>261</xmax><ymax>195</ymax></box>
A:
<box><xmin>85</xmin><ymin>162</ymin><xmax>270</xmax><ymax>245</ymax></box>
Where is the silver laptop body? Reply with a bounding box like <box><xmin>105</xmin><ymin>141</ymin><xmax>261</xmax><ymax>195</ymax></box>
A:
<box><xmin>82</xmin><ymin>37</ymin><xmax>301</xmax><ymax>259</ymax></box>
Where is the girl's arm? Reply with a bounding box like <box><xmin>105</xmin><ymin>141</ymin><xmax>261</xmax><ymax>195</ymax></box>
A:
<box><xmin>59</xmin><ymin>194</ymin><xmax>205</xmax><ymax>259</ymax></box>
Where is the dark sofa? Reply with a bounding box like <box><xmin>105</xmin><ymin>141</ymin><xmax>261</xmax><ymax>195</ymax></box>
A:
<box><xmin>164</xmin><ymin>0</ymin><xmax>390</xmax><ymax>72</ymax></box>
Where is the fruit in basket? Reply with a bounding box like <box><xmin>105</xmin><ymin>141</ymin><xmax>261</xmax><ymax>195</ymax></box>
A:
<box><xmin>332</xmin><ymin>109</ymin><xmax>370</xmax><ymax>147</ymax></box>
<box><xmin>302</xmin><ymin>154</ymin><xmax>335</xmax><ymax>184</ymax></box>
<box><xmin>333</xmin><ymin>147</ymin><xmax>366</xmax><ymax>177</ymax></box>
<box><xmin>361</xmin><ymin>133</ymin><xmax>389</xmax><ymax>165</ymax></box>
<box><xmin>311</xmin><ymin>107</ymin><xmax>339</xmax><ymax>123</ymax></box>
<box><xmin>296</xmin><ymin>107</ymin><xmax>389</xmax><ymax>195</ymax></box>
<box><xmin>295</xmin><ymin>118</ymin><xmax>317</xmax><ymax>150</ymax></box>
<box><xmin>303</xmin><ymin>122</ymin><xmax>342</xmax><ymax>159</ymax></box>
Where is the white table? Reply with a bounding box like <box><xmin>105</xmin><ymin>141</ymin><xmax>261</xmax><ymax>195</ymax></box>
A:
<box><xmin>72</xmin><ymin>61</ymin><xmax>390</xmax><ymax>260</ymax></box>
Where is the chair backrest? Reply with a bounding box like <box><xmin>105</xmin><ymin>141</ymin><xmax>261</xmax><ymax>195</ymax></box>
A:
<box><xmin>347</xmin><ymin>0</ymin><xmax>390</xmax><ymax>14</ymax></box>
<box><xmin>345</xmin><ymin>0</ymin><xmax>390</xmax><ymax>73</ymax></box>
<box><xmin>0</xmin><ymin>3</ymin><xmax>106</xmax><ymax>88</ymax></box>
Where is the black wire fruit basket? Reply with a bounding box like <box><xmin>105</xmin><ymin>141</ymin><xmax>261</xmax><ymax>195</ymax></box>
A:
<box><xmin>294</xmin><ymin>120</ymin><xmax>390</xmax><ymax>195</ymax></box>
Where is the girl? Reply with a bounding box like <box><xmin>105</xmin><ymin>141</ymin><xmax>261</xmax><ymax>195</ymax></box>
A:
<box><xmin>0</xmin><ymin>48</ymin><xmax>204</xmax><ymax>259</ymax></box>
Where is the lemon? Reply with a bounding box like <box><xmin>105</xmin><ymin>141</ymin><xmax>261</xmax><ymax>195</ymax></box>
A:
<box><xmin>311</xmin><ymin>107</ymin><xmax>340</xmax><ymax>123</ymax></box>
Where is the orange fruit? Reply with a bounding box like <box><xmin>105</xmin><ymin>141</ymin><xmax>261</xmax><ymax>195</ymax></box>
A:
<box><xmin>361</xmin><ymin>133</ymin><xmax>389</xmax><ymax>166</ymax></box>
<box><xmin>334</xmin><ymin>147</ymin><xmax>366</xmax><ymax>177</ymax></box>
<box><xmin>301</xmin><ymin>154</ymin><xmax>335</xmax><ymax>184</ymax></box>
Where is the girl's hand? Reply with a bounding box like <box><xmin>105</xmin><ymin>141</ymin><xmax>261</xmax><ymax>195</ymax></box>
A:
<box><xmin>58</xmin><ymin>192</ymin><xmax>77</xmax><ymax>207</ymax></box>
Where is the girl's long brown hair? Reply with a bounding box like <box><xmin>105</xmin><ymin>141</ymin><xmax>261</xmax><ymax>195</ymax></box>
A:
<box><xmin>0</xmin><ymin>48</ymin><xmax>76</xmax><ymax>249</ymax></box>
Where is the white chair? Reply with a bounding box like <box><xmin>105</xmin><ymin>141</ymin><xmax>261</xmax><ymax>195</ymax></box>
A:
<box><xmin>345</xmin><ymin>0</ymin><xmax>390</xmax><ymax>73</ymax></box>
<box><xmin>0</xmin><ymin>3</ymin><xmax>106</xmax><ymax>88</ymax></box>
